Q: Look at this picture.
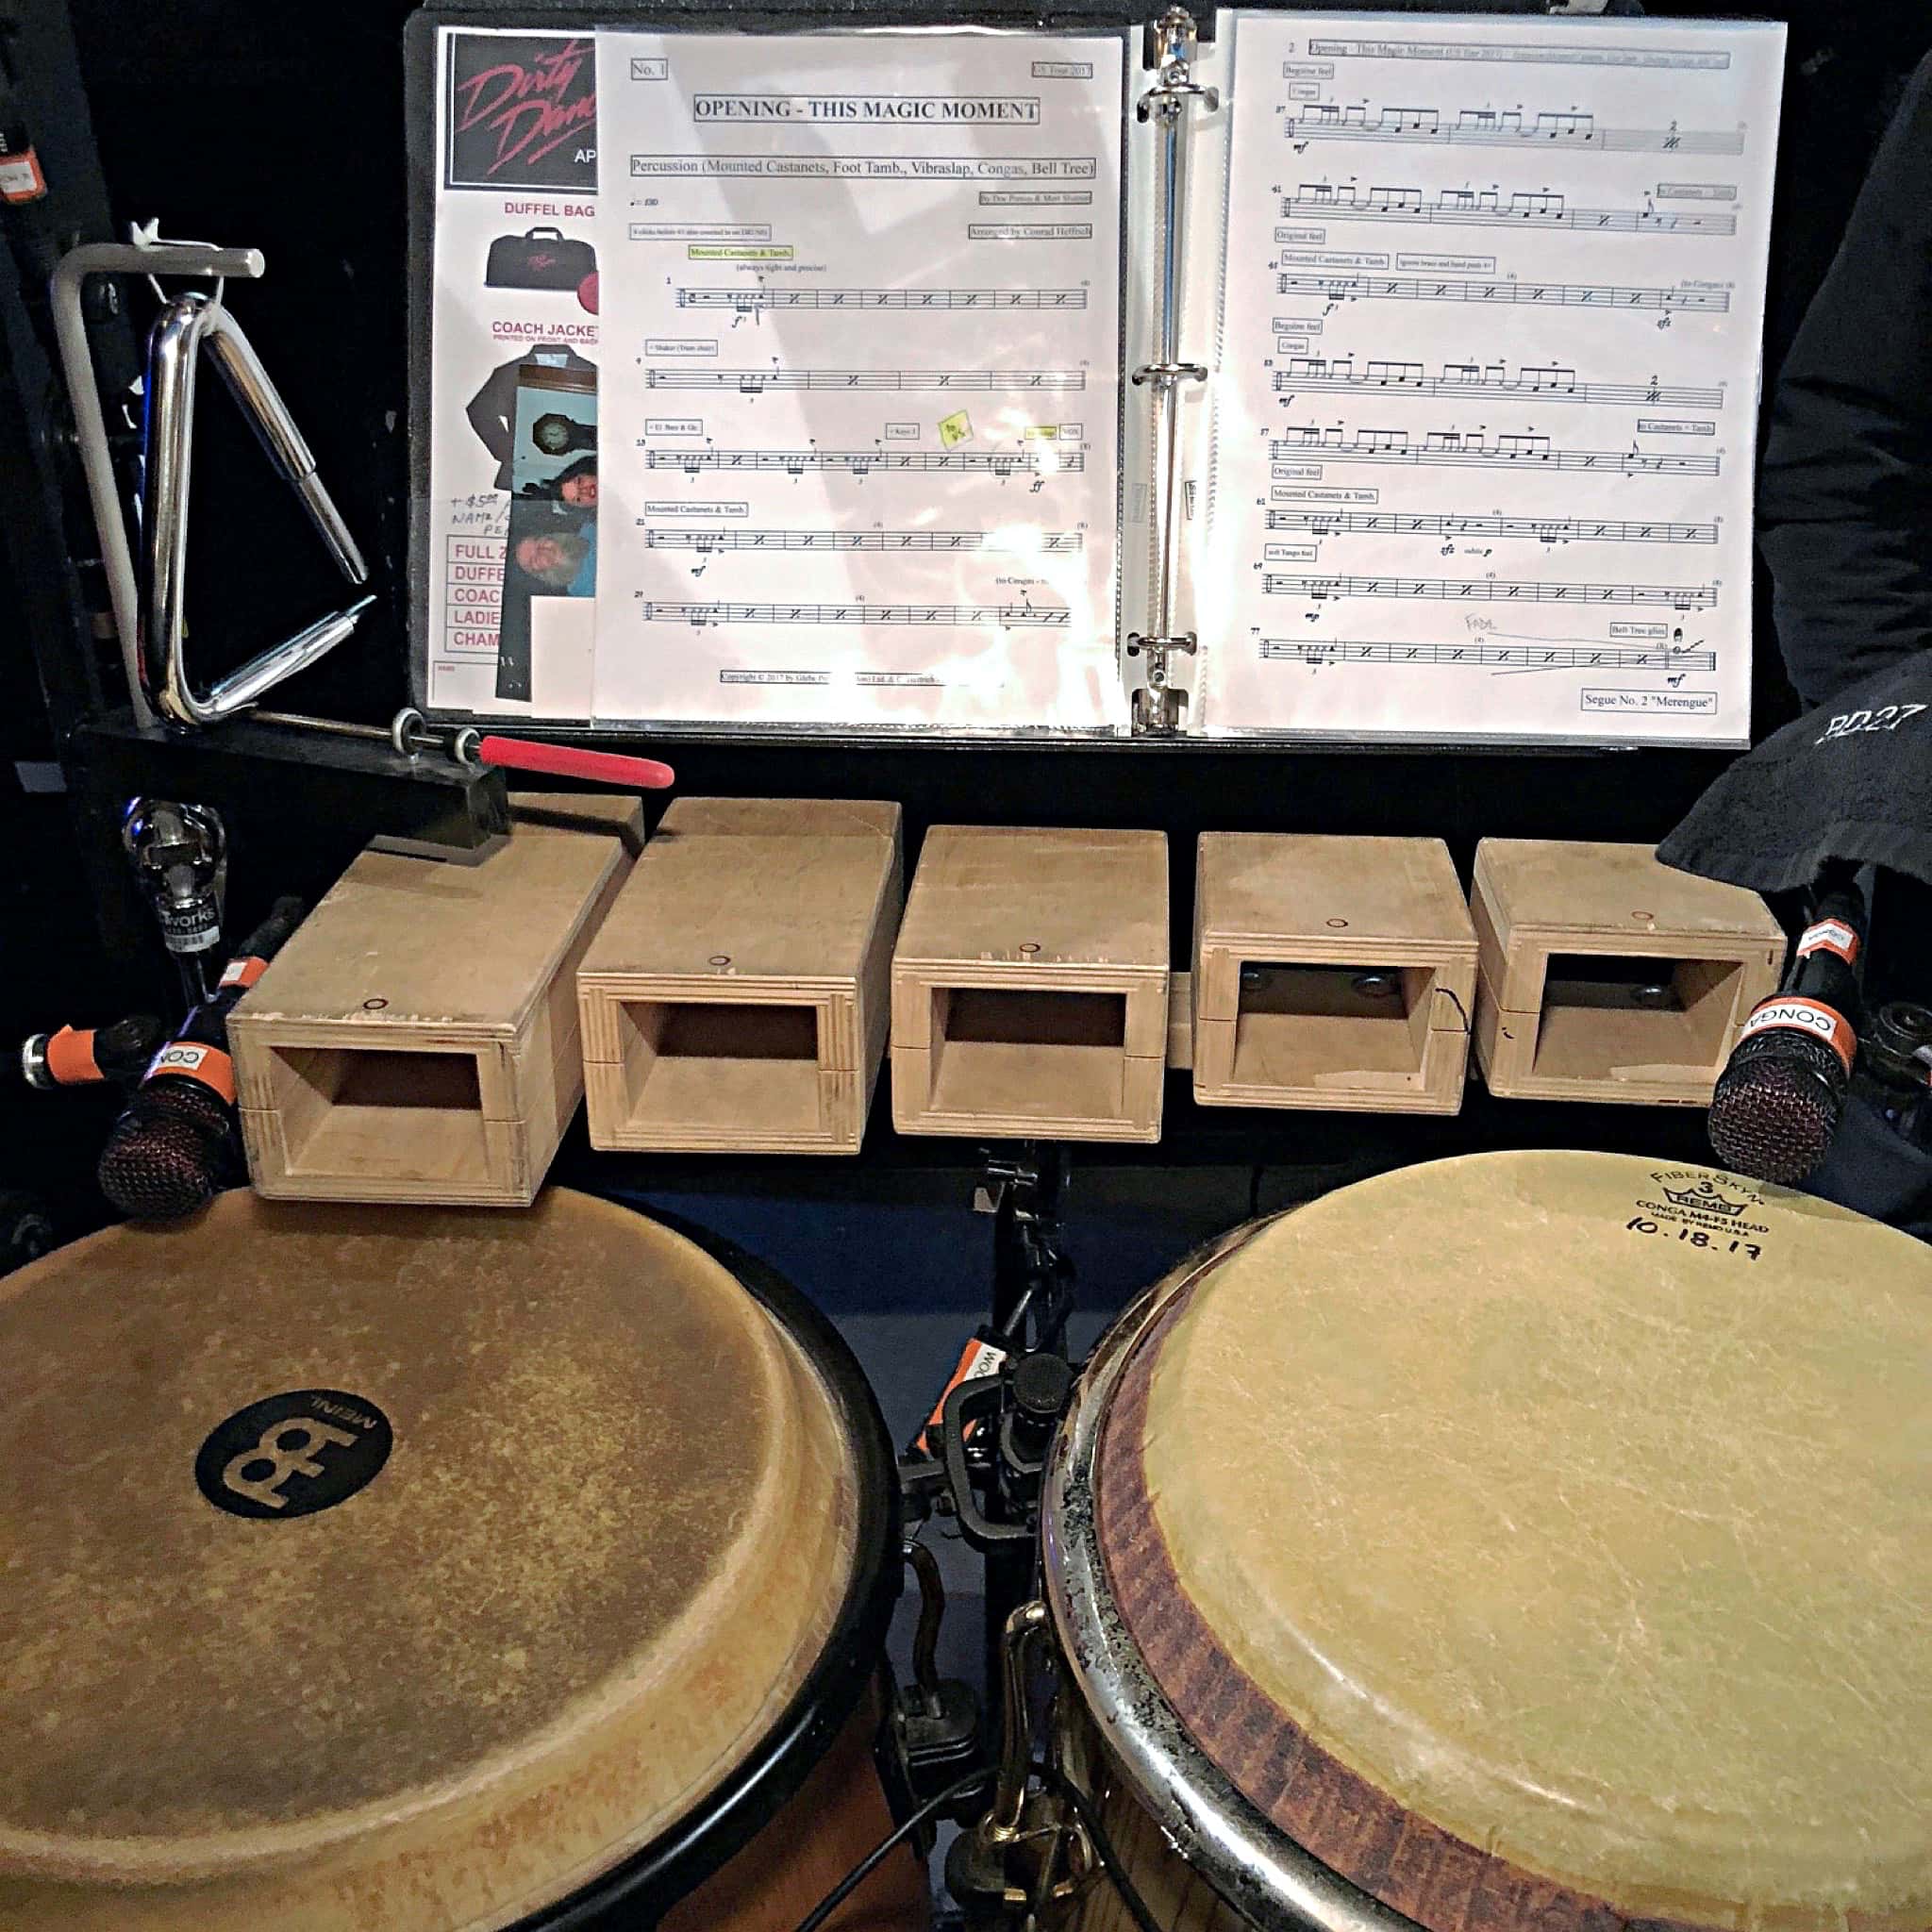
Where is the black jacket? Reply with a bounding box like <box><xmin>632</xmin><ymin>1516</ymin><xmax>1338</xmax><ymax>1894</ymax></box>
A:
<box><xmin>1731</xmin><ymin>60</ymin><xmax>1932</xmax><ymax>1226</ymax></box>
<box><xmin>1758</xmin><ymin>53</ymin><xmax>1932</xmax><ymax>709</ymax></box>
<box><xmin>463</xmin><ymin>345</ymin><xmax>596</xmax><ymax>492</ymax></box>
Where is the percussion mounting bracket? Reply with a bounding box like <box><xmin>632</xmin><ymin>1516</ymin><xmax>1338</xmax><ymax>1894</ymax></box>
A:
<box><xmin>885</xmin><ymin>1539</ymin><xmax>990</xmax><ymax>1837</ymax></box>
<box><xmin>937</xmin><ymin>1375</ymin><xmax>1038</xmax><ymax>1553</ymax></box>
<box><xmin>974</xmin><ymin>1144</ymin><xmax>1074</xmax><ymax>1354</ymax></box>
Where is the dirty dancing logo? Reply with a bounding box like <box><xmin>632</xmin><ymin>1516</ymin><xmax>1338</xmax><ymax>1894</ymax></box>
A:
<box><xmin>446</xmin><ymin>35</ymin><xmax>597</xmax><ymax>191</ymax></box>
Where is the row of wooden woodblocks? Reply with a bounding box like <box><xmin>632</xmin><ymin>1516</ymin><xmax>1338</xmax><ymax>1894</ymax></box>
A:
<box><xmin>228</xmin><ymin>796</ymin><xmax>1785</xmax><ymax>1204</ymax></box>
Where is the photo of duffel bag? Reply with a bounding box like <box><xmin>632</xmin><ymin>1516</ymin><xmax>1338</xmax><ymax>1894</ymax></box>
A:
<box><xmin>485</xmin><ymin>227</ymin><xmax>598</xmax><ymax>291</ymax></box>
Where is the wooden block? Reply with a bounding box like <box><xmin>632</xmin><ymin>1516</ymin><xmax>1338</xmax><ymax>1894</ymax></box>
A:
<box><xmin>505</xmin><ymin>790</ymin><xmax>647</xmax><ymax>856</ymax></box>
<box><xmin>1167</xmin><ymin>972</ymin><xmax>1194</xmax><ymax>1072</ymax></box>
<box><xmin>230</xmin><ymin>797</ymin><xmax>640</xmax><ymax>1205</ymax></box>
<box><xmin>1470</xmin><ymin>839</ymin><xmax>1786</xmax><ymax>1105</ymax></box>
<box><xmin>891</xmin><ymin>825</ymin><xmax>1169</xmax><ymax>1143</ymax></box>
<box><xmin>1191</xmin><ymin>834</ymin><xmax>1477</xmax><ymax>1115</ymax></box>
<box><xmin>576</xmin><ymin>798</ymin><xmax>903</xmax><ymax>1154</ymax></box>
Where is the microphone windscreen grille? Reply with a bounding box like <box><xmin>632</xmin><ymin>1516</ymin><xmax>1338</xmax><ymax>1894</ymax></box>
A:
<box><xmin>1707</xmin><ymin>1041</ymin><xmax>1843</xmax><ymax>1186</ymax></box>
<box><xmin>97</xmin><ymin>1084</ymin><xmax>233</xmax><ymax>1220</ymax></box>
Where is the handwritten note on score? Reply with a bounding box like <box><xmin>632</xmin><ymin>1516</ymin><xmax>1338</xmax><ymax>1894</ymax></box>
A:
<box><xmin>1197</xmin><ymin>13</ymin><xmax>1785</xmax><ymax>743</ymax></box>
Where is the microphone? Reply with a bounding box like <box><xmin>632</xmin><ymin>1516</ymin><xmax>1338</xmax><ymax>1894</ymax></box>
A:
<box><xmin>122</xmin><ymin>800</ymin><xmax>227</xmax><ymax>1006</ymax></box>
<box><xmin>97</xmin><ymin>897</ymin><xmax>305</xmax><ymax>1220</ymax></box>
<box><xmin>20</xmin><ymin>1015</ymin><xmax>165</xmax><ymax>1091</ymax></box>
<box><xmin>1707</xmin><ymin>863</ymin><xmax>1865</xmax><ymax>1185</ymax></box>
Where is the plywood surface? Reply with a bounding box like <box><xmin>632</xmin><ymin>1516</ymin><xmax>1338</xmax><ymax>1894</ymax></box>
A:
<box><xmin>582</xmin><ymin>800</ymin><xmax>900</xmax><ymax>987</ymax></box>
<box><xmin>232</xmin><ymin>805</ymin><xmax>638</xmax><ymax>1204</ymax></box>
<box><xmin>237</xmin><ymin>824</ymin><xmax>627</xmax><ymax>1036</ymax></box>
<box><xmin>1470</xmin><ymin>840</ymin><xmax>1783</xmax><ymax>1102</ymax></box>
<box><xmin>1191</xmin><ymin>835</ymin><xmax>1474</xmax><ymax>1114</ymax></box>
<box><xmin>1198</xmin><ymin>833</ymin><xmax>1474</xmax><ymax>951</ymax></box>
<box><xmin>505</xmin><ymin>789</ymin><xmax>647</xmax><ymax>854</ymax></box>
<box><xmin>893</xmin><ymin>826</ymin><xmax>1168</xmax><ymax>971</ymax></box>
<box><xmin>891</xmin><ymin>826</ymin><xmax>1169</xmax><ymax>1142</ymax></box>
<box><xmin>1474</xmin><ymin>840</ymin><xmax>1783</xmax><ymax>943</ymax></box>
<box><xmin>578</xmin><ymin>799</ymin><xmax>901</xmax><ymax>1154</ymax></box>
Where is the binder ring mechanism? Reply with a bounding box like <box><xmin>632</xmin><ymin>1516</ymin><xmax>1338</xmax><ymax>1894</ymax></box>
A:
<box><xmin>1128</xmin><ymin>8</ymin><xmax>1218</xmax><ymax>736</ymax></box>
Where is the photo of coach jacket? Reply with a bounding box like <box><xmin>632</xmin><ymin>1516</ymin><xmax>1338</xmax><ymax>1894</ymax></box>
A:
<box><xmin>466</xmin><ymin>346</ymin><xmax>596</xmax><ymax>491</ymax></box>
<box><xmin>486</xmin><ymin>227</ymin><xmax>597</xmax><ymax>291</ymax></box>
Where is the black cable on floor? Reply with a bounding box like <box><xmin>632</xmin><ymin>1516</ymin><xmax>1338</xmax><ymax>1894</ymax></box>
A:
<box><xmin>1049</xmin><ymin>1769</ymin><xmax>1165</xmax><ymax>1932</ymax></box>
<box><xmin>787</xmin><ymin>1760</ymin><xmax>1163</xmax><ymax>1932</ymax></box>
<box><xmin>791</xmin><ymin>1767</ymin><xmax>989</xmax><ymax>1932</ymax></box>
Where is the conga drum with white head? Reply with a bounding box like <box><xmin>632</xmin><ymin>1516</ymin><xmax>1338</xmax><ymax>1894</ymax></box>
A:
<box><xmin>0</xmin><ymin>1189</ymin><xmax>924</xmax><ymax>1931</ymax></box>
<box><xmin>1044</xmin><ymin>1151</ymin><xmax>1932</xmax><ymax>1932</ymax></box>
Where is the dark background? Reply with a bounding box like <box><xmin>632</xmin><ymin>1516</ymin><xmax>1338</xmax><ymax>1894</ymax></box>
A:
<box><xmin>3</xmin><ymin>0</ymin><xmax>1930</xmax><ymax>1250</ymax></box>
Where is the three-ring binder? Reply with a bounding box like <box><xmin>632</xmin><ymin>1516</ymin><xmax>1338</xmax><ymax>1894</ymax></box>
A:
<box><xmin>1127</xmin><ymin>6</ymin><xmax>1218</xmax><ymax>736</ymax></box>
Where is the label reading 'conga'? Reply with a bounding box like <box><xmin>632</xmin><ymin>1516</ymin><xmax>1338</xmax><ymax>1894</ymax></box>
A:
<box><xmin>194</xmin><ymin>1390</ymin><xmax>393</xmax><ymax>1521</ymax></box>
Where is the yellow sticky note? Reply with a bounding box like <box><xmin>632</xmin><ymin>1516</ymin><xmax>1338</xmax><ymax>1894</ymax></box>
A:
<box><xmin>939</xmin><ymin>409</ymin><xmax>973</xmax><ymax>448</ymax></box>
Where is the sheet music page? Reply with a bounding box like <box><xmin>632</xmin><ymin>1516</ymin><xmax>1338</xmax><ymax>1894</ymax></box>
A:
<box><xmin>1195</xmin><ymin>12</ymin><xmax>1784</xmax><ymax>744</ymax></box>
<box><xmin>589</xmin><ymin>29</ymin><xmax>1128</xmax><ymax>731</ymax></box>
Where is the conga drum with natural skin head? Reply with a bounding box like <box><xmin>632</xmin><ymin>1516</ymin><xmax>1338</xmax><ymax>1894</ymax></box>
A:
<box><xmin>1045</xmin><ymin>1151</ymin><xmax>1932</xmax><ymax>1932</ymax></box>
<box><xmin>0</xmin><ymin>1190</ymin><xmax>924</xmax><ymax>1932</ymax></box>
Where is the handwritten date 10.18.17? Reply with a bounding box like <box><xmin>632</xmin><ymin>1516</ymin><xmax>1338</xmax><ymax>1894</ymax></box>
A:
<box><xmin>1626</xmin><ymin>1218</ymin><xmax>1762</xmax><ymax>1262</ymax></box>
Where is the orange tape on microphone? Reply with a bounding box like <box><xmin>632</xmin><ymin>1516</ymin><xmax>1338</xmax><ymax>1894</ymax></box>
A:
<box><xmin>43</xmin><ymin>1026</ymin><xmax>105</xmax><ymax>1086</ymax></box>
<box><xmin>1796</xmin><ymin>918</ymin><xmax>1861</xmax><ymax>968</ymax></box>
<box><xmin>145</xmin><ymin>1041</ymin><xmax>238</xmax><ymax>1105</ymax></box>
<box><xmin>1736</xmin><ymin>995</ymin><xmax>1857</xmax><ymax>1074</ymax></box>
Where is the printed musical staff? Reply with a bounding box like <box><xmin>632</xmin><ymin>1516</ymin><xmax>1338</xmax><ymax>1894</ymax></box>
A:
<box><xmin>1203</xmin><ymin>10</ymin><xmax>1784</xmax><ymax>742</ymax></box>
<box><xmin>1264</xmin><ymin>508</ymin><xmax>1719</xmax><ymax>544</ymax></box>
<box><xmin>1272</xmin><ymin>430</ymin><xmax>1720</xmax><ymax>476</ymax></box>
<box><xmin>1263</xmin><ymin>573</ymin><xmax>1717</xmax><ymax>608</ymax></box>
<box><xmin>646</xmin><ymin>367</ymin><xmax>1087</xmax><ymax>394</ymax></box>
<box><xmin>643</xmin><ymin>528</ymin><xmax>1084</xmax><ymax>553</ymax></box>
<box><xmin>675</xmin><ymin>286</ymin><xmax>1090</xmax><ymax>312</ymax></box>
<box><xmin>1282</xmin><ymin>105</ymin><xmax>1746</xmax><ymax>155</ymax></box>
<box><xmin>1275</xmin><ymin>272</ymin><xmax>1731</xmax><ymax>313</ymax></box>
<box><xmin>1258</xmin><ymin>639</ymin><xmax>1719</xmax><ymax>672</ymax></box>
<box><xmin>644</xmin><ymin>449</ymin><xmax>1081</xmax><ymax>476</ymax></box>
<box><xmin>1281</xmin><ymin>186</ymin><xmax>1736</xmax><ymax>235</ymax></box>
<box><xmin>542</xmin><ymin>25</ymin><xmax>1133</xmax><ymax>730</ymax></box>
<box><xmin>641</xmin><ymin>601</ymin><xmax>1072</xmax><ymax>627</ymax></box>
<box><xmin>1270</xmin><ymin>357</ymin><xmax>1723</xmax><ymax>411</ymax></box>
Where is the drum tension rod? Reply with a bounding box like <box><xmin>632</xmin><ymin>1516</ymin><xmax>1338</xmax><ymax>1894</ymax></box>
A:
<box><xmin>984</xmin><ymin>1602</ymin><xmax>1051</xmax><ymax>1846</ymax></box>
<box><xmin>945</xmin><ymin>1601</ymin><xmax>1096</xmax><ymax>1924</ymax></box>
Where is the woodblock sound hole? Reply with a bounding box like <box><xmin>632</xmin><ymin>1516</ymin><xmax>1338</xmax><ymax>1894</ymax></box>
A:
<box><xmin>1534</xmin><ymin>953</ymin><xmax>1741</xmax><ymax>1080</ymax></box>
<box><xmin>1233</xmin><ymin>961</ymin><xmax>1436</xmax><ymax>1087</ymax></box>
<box><xmin>927</xmin><ymin>988</ymin><xmax>1129</xmax><ymax>1122</ymax></box>
<box><xmin>616</xmin><ymin>1000</ymin><xmax>824</xmax><ymax>1137</ymax></box>
<box><xmin>271</xmin><ymin>1046</ymin><xmax>491</xmax><ymax>1184</ymax></box>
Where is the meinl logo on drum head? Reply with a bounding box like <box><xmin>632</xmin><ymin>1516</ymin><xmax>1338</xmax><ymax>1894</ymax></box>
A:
<box><xmin>194</xmin><ymin>1390</ymin><xmax>393</xmax><ymax>1521</ymax></box>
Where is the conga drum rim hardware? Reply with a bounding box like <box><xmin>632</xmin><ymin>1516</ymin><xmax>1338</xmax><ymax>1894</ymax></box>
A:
<box><xmin>945</xmin><ymin>1598</ymin><xmax>1106</xmax><ymax>1923</ymax></box>
<box><xmin>1041</xmin><ymin>1219</ymin><xmax>1414</xmax><ymax>1932</ymax></box>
